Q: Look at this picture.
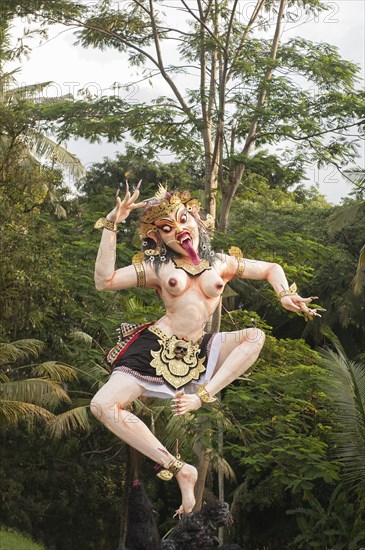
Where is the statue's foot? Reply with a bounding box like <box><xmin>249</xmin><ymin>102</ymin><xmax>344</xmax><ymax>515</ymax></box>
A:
<box><xmin>174</xmin><ymin>463</ymin><xmax>198</xmax><ymax>515</ymax></box>
<box><xmin>172</xmin><ymin>392</ymin><xmax>201</xmax><ymax>415</ymax></box>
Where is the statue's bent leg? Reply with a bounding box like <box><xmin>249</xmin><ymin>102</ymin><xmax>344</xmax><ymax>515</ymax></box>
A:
<box><xmin>206</xmin><ymin>327</ymin><xmax>265</xmax><ymax>396</ymax></box>
<box><xmin>174</xmin><ymin>327</ymin><xmax>265</xmax><ymax>415</ymax></box>
<box><xmin>90</xmin><ymin>373</ymin><xmax>197</xmax><ymax>513</ymax></box>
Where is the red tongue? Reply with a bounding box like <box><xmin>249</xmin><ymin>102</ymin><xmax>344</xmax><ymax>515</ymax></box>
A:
<box><xmin>180</xmin><ymin>238</ymin><xmax>201</xmax><ymax>265</ymax></box>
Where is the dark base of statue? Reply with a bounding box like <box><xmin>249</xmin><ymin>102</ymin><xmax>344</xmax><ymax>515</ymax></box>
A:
<box><xmin>125</xmin><ymin>480</ymin><xmax>243</xmax><ymax>550</ymax></box>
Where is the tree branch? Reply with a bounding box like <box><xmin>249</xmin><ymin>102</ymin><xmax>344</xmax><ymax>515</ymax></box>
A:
<box><xmin>148</xmin><ymin>0</ymin><xmax>196</xmax><ymax>121</ymax></box>
<box><xmin>255</xmin><ymin>120</ymin><xmax>364</xmax><ymax>142</ymax></box>
<box><xmin>180</xmin><ymin>0</ymin><xmax>226</xmax><ymax>54</ymax></box>
<box><xmin>241</xmin><ymin>0</ymin><xmax>288</xmax><ymax>156</ymax></box>
<box><xmin>227</xmin><ymin>0</ymin><xmax>266</xmax><ymax>80</ymax></box>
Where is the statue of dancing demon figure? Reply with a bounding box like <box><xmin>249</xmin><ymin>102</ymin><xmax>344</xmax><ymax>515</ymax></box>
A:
<box><xmin>91</xmin><ymin>183</ymin><xmax>318</xmax><ymax>516</ymax></box>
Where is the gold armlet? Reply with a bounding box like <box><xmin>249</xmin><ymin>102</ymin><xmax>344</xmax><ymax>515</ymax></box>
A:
<box><xmin>132</xmin><ymin>252</ymin><xmax>146</xmax><ymax>287</ymax></box>
<box><xmin>196</xmin><ymin>383</ymin><xmax>217</xmax><ymax>404</ymax></box>
<box><xmin>278</xmin><ymin>282</ymin><xmax>298</xmax><ymax>300</ymax></box>
<box><xmin>94</xmin><ymin>217</ymin><xmax>118</xmax><ymax>232</ymax></box>
<box><xmin>228</xmin><ymin>246</ymin><xmax>245</xmax><ymax>278</ymax></box>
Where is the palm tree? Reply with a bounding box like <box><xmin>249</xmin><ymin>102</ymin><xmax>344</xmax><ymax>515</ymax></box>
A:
<box><xmin>0</xmin><ymin>23</ymin><xmax>85</xmax><ymax>183</ymax></box>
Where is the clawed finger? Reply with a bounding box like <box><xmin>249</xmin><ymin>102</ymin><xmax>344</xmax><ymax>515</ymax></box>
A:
<box><xmin>120</xmin><ymin>180</ymin><xmax>130</xmax><ymax>204</ymax></box>
<box><xmin>130</xmin><ymin>200</ymin><xmax>147</xmax><ymax>209</ymax></box>
<box><xmin>307</xmin><ymin>309</ymin><xmax>321</xmax><ymax>317</ymax></box>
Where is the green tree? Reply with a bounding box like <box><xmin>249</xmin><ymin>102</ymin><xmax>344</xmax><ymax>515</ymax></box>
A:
<box><xmin>20</xmin><ymin>0</ymin><xmax>363</xmax><ymax>230</ymax></box>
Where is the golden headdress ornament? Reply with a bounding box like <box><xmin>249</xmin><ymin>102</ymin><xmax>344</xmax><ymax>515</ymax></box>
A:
<box><xmin>139</xmin><ymin>186</ymin><xmax>203</xmax><ymax>238</ymax></box>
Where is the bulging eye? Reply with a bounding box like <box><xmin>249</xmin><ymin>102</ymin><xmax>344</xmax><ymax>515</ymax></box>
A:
<box><xmin>161</xmin><ymin>225</ymin><xmax>171</xmax><ymax>233</ymax></box>
<box><xmin>180</xmin><ymin>213</ymin><xmax>187</xmax><ymax>223</ymax></box>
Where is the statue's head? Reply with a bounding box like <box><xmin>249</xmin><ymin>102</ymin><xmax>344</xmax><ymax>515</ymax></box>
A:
<box><xmin>139</xmin><ymin>185</ymin><xmax>215</xmax><ymax>266</ymax></box>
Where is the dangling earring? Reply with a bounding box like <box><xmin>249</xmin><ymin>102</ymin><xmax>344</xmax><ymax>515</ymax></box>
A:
<box><xmin>156</xmin><ymin>232</ymin><xmax>167</xmax><ymax>262</ymax></box>
<box><xmin>145</xmin><ymin>231</ymin><xmax>161</xmax><ymax>260</ymax></box>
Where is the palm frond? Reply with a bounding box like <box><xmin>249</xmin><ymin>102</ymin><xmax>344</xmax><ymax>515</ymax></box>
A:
<box><xmin>4</xmin><ymin>81</ymin><xmax>54</xmax><ymax>100</ymax></box>
<box><xmin>71</xmin><ymin>361</ymin><xmax>109</xmax><ymax>388</ymax></box>
<box><xmin>0</xmin><ymin>339</ymin><xmax>45</xmax><ymax>366</ymax></box>
<box><xmin>31</xmin><ymin>362</ymin><xmax>78</xmax><ymax>383</ymax></box>
<box><xmin>54</xmin><ymin>202</ymin><xmax>67</xmax><ymax>219</ymax></box>
<box><xmin>69</xmin><ymin>331</ymin><xmax>93</xmax><ymax>348</ymax></box>
<box><xmin>0</xmin><ymin>378</ymin><xmax>71</xmax><ymax>408</ymax></box>
<box><xmin>0</xmin><ymin>67</ymin><xmax>21</xmax><ymax>89</ymax></box>
<box><xmin>0</xmin><ymin>400</ymin><xmax>55</xmax><ymax>429</ymax></box>
<box><xmin>160</xmin><ymin>415</ymin><xmax>189</xmax><ymax>452</ymax></box>
<box><xmin>320</xmin><ymin>325</ymin><xmax>347</xmax><ymax>356</ymax></box>
<box><xmin>328</xmin><ymin>202</ymin><xmax>365</xmax><ymax>234</ymax></box>
<box><xmin>352</xmin><ymin>244</ymin><xmax>365</xmax><ymax>296</ymax></box>
<box><xmin>343</xmin><ymin>168</ymin><xmax>365</xmax><ymax>188</ymax></box>
<box><xmin>48</xmin><ymin>406</ymin><xmax>91</xmax><ymax>438</ymax></box>
<box><xmin>209</xmin><ymin>451</ymin><xmax>237</xmax><ymax>483</ymax></box>
<box><xmin>320</xmin><ymin>347</ymin><xmax>365</xmax><ymax>495</ymax></box>
<box><xmin>28</xmin><ymin>133</ymin><xmax>85</xmax><ymax>179</ymax></box>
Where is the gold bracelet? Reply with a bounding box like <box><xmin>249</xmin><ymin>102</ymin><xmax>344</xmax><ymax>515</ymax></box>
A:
<box><xmin>228</xmin><ymin>246</ymin><xmax>245</xmax><ymax>278</ymax></box>
<box><xmin>278</xmin><ymin>282</ymin><xmax>298</xmax><ymax>299</ymax></box>
<box><xmin>94</xmin><ymin>217</ymin><xmax>118</xmax><ymax>232</ymax></box>
<box><xmin>196</xmin><ymin>383</ymin><xmax>217</xmax><ymax>404</ymax></box>
<box><xmin>132</xmin><ymin>252</ymin><xmax>146</xmax><ymax>287</ymax></box>
<box><xmin>235</xmin><ymin>258</ymin><xmax>245</xmax><ymax>278</ymax></box>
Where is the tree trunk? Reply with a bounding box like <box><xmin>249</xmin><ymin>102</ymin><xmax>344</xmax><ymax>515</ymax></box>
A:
<box><xmin>218</xmin><ymin>0</ymin><xmax>288</xmax><ymax>232</ymax></box>
<box><xmin>217</xmin><ymin>417</ymin><xmax>225</xmax><ymax>544</ymax></box>
<box><xmin>118</xmin><ymin>448</ymin><xmax>132</xmax><ymax>550</ymax></box>
<box><xmin>219</xmin><ymin>169</ymin><xmax>246</xmax><ymax>232</ymax></box>
<box><xmin>202</xmin><ymin>128</ymin><xmax>218</xmax><ymax>219</ymax></box>
<box><xmin>193</xmin><ymin>436</ymin><xmax>212</xmax><ymax>511</ymax></box>
<box><xmin>118</xmin><ymin>447</ymin><xmax>142</xmax><ymax>549</ymax></box>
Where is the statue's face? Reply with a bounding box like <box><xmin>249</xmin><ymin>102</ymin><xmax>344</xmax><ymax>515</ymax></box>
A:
<box><xmin>153</xmin><ymin>204</ymin><xmax>201</xmax><ymax>264</ymax></box>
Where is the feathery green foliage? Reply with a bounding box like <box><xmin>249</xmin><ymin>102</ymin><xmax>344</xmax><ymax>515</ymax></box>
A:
<box><xmin>320</xmin><ymin>344</ymin><xmax>365</xmax><ymax>502</ymax></box>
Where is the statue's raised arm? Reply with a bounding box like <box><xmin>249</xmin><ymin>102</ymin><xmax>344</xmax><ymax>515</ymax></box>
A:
<box><xmin>94</xmin><ymin>181</ymin><xmax>146</xmax><ymax>291</ymax></box>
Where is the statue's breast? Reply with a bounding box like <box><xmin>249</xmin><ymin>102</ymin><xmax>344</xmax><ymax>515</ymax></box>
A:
<box><xmin>161</xmin><ymin>269</ymin><xmax>189</xmax><ymax>296</ymax></box>
<box><xmin>197</xmin><ymin>268</ymin><xmax>225</xmax><ymax>298</ymax></box>
<box><xmin>158</xmin><ymin>261</ymin><xmax>225</xmax><ymax>299</ymax></box>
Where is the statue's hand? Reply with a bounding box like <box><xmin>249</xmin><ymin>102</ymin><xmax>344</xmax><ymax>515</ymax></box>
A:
<box><xmin>172</xmin><ymin>391</ymin><xmax>201</xmax><ymax>415</ymax></box>
<box><xmin>280</xmin><ymin>294</ymin><xmax>321</xmax><ymax>318</ymax></box>
<box><xmin>106</xmin><ymin>180</ymin><xmax>146</xmax><ymax>224</ymax></box>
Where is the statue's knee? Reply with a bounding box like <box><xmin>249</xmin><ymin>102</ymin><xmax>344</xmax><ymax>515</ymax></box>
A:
<box><xmin>90</xmin><ymin>397</ymin><xmax>104</xmax><ymax>421</ymax></box>
<box><xmin>245</xmin><ymin>327</ymin><xmax>266</xmax><ymax>348</ymax></box>
<box><xmin>90</xmin><ymin>396</ymin><xmax>127</xmax><ymax>425</ymax></box>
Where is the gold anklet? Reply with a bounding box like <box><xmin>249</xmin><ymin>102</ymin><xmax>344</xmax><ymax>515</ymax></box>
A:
<box><xmin>196</xmin><ymin>383</ymin><xmax>217</xmax><ymax>404</ymax></box>
<box><xmin>156</xmin><ymin>456</ymin><xmax>185</xmax><ymax>481</ymax></box>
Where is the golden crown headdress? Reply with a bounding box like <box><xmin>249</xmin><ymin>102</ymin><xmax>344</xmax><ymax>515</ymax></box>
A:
<box><xmin>139</xmin><ymin>185</ymin><xmax>202</xmax><ymax>238</ymax></box>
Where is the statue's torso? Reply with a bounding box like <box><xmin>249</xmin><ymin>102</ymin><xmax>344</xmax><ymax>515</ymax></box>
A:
<box><xmin>145</xmin><ymin>257</ymin><xmax>234</xmax><ymax>340</ymax></box>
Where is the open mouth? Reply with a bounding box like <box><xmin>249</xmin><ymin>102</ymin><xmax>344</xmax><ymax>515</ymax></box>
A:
<box><xmin>177</xmin><ymin>231</ymin><xmax>201</xmax><ymax>265</ymax></box>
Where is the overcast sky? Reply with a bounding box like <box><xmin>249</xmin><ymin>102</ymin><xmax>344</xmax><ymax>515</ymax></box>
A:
<box><xmin>12</xmin><ymin>0</ymin><xmax>365</xmax><ymax>204</ymax></box>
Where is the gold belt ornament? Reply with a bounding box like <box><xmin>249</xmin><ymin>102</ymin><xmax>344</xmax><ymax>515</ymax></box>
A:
<box><xmin>148</xmin><ymin>326</ymin><xmax>206</xmax><ymax>389</ymax></box>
